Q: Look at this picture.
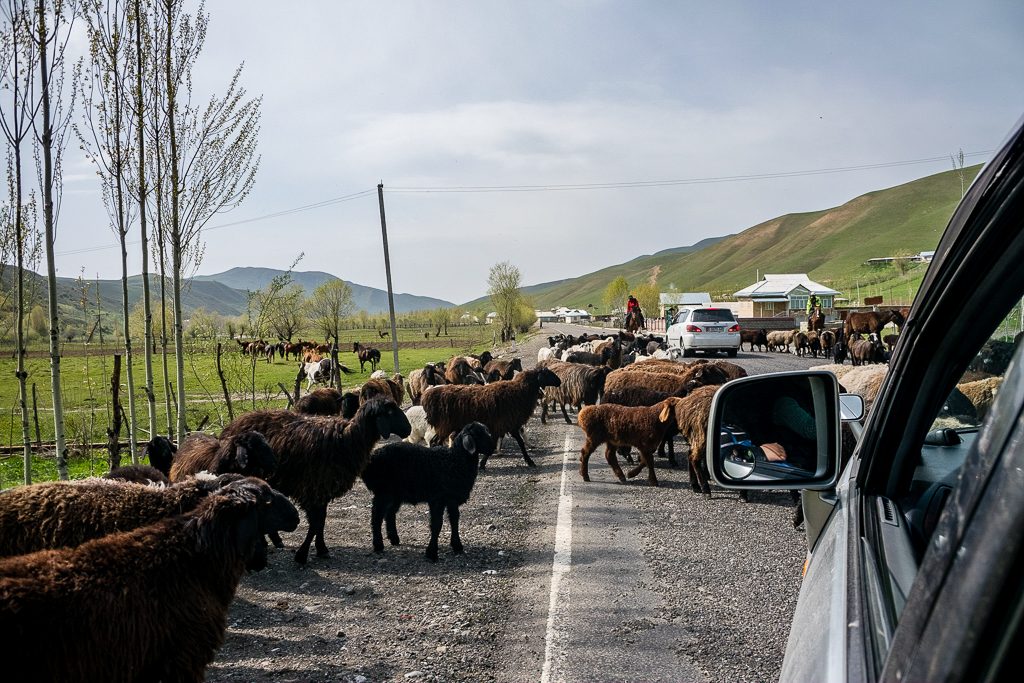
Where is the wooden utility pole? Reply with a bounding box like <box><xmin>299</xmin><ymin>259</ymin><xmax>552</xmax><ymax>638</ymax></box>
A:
<box><xmin>377</xmin><ymin>183</ymin><xmax>400</xmax><ymax>373</ymax></box>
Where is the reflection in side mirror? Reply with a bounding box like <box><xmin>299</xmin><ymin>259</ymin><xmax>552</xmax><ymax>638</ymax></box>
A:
<box><xmin>839</xmin><ymin>393</ymin><xmax>865</xmax><ymax>421</ymax></box>
<box><xmin>708</xmin><ymin>371</ymin><xmax>841</xmax><ymax>491</ymax></box>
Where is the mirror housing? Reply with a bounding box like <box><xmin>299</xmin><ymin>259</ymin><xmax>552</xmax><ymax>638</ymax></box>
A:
<box><xmin>708</xmin><ymin>371</ymin><xmax>842</xmax><ymax>491</ymax></box>
<box><xmin>839</xmin><ymin>393</ymin><xmax>865</xmax><ymax>421</ymax></box>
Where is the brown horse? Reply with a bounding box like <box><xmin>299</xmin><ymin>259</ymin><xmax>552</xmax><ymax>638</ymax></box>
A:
<box><xmin>843</xmin><ymin>309</ymin><xmax>905</xmax><ymax>338</ymax></box>
<box><xmin>808</xmin><ymin>306</ymin><xmax>825</xmax><ymax>333</ymax></box>
<box><xmin>624</xmin><ymin>309</ymin><xmax>645</xmax><ymax>333</ymax></box>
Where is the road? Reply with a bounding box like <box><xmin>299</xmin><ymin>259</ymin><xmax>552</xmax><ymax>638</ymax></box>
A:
<box><xmin>500</xmin><ymin>323</ymin><xmax>833</xmax><ymax>683</ymax></box>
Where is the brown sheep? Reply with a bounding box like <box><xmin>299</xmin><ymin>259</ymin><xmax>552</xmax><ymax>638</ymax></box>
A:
<box><xmin>577</xmin><ymin>398</ymin><xmax>686</xmax><ymax>486</ymax></box>
<box><xmin>605</xmin><ymin>362</ymin><xmax>731</xmax><ymax>397</ymax></box>
<box><xmin>538</xmin><ymin>361</ymin><xmax>610</xmax><ymax>424</ymax></box>
<box><xmin>359</xmin><ymin>375</ymin><xmax>404</xmax><ymax>405</ymax></box>
<box><xmin>444</xmin><ymin>357</ymin><xmax>484</xmax><ymax>385</ymax></box>
<box><xmin>294</xmin><ymin>387</ymin><xmax>345</xmax><ymax>416</ymax></box>
<box><xmin>0</xmin><ymin>477</ymin><xmax>298</xmax><ymax>683</ymax></box>
<box><xmin>422</xmin><ymin>367</ymin><xmax>561</xmax><ymax>469</ymax></box>
<box><xmin>956</xmin><ymin>376</ymin><xmax>1002</xmax><ymax>420</ymax></box>
<box><xmin>670</xmin><ymin>384</ymin><xmax>720</xmax><ymax>494</ymax></box>
<box><xmin>219</xmin><ymin>398</ymin><xmax>411</xmax><ymax>564</ymax></box>
<box><xmin>407</xmin><ymin>364</ymin><xmax>447</xmax><ymax>405</ymax></box>
<box><xmin>103</xmin><ymin>465</ymin><xmax>170</xmax><ymax>485</ymax></box>
<box><xmin>0</xmin><ymin>473</ymin><xmax>244</xmax><ymax>558</ymax></box>
<box><xmin>483</xmin><ymin>357</ymin><xmax>523</xmax><ymax>382</ymax></box>
<box><xmin>168</xmin><ymin>431</ymin><xmax>277</xmax><ymax>483</ymax></box>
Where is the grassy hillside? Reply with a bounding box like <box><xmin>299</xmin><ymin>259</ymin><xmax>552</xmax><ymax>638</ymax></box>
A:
<box><xmin>491</xmin><ymin>165</ymin><xmax>981</xmax><ymax>310</ymax></box>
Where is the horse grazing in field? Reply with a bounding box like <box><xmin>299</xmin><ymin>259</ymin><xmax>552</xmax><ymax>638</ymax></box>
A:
<box><xmin>353</xmin><ymin>341</ymin><xmax>382</xmax><ymax>373</ymax></box>
<box><xmin>624</xmin><ymin>308</ymin><xmax>646</xmax><ymax>333</ymax></box>
<box><xmin>843</xmin><ymin>309</ymin><xmax>905</xmax><ymax>339</ymax></box>
<box><xmin>808</xmin><ymin>306</ymin><xmax>825</xmax><ymax>333</ymax></box>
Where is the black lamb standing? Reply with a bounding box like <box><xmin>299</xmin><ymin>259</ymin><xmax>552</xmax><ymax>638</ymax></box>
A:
<box><xmin>361</xmin><ymin>422</ymin><xmax>495</xmax><ymax>561</ymax></box>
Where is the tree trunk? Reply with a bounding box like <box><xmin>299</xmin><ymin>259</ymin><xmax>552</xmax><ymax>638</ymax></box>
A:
<box><xmin>135</xmin><ymin>0</ymin><xmax>158</xmax><ymax>442</ymax></box>
<box><xmin>36</xmin><ymin>0</ymin><xmax>68</xmax><ymax>479</ymax></box>
<box><xmin>32</xmin><ymin>383</ymin><xmax>42</xmax><ymax>448</ymax></box>
<box><xmin>14</xmin><ymin>143</ymin><xmax>32</xmax><ymax>484</ymax></box>
<box><xmin>107</xmin><ymin>354</ymin><xmax>123</xmax><ymax>470</ymax></box>
<box><xmin>216</xmin><ymin>342</ymin><xmax>234</xmax><ymax>422</ymax></box>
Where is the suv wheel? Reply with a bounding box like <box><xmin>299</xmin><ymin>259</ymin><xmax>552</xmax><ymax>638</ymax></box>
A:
<box><xmin>683</xmin><ymin>348</ymin><xmax>695</xmax><ymax>358</ymax></box>
<box><xmin>727</xmin><ymin>349</ymin><xmax>738</xmax><ymax>358</ymax></box>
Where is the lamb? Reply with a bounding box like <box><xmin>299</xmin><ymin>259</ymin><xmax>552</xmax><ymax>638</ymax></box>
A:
<box><xmin>577</xmin><ymin>398</ymin><xmax>685</xmax><ymax>486</ymax></box>
<box><xmin>538</xmin><ymin>361</ymin><xmax>611</xmax><ymax>424</ymax></box>
<box><xmin>0</xmin><ymin>473</ymin><xmax>244</xmax><ymax>557</ymax></box>
<box><xmin>404</xmin><ymin>405</ymin><xmax>437</xmax><ymax>446</ymax></box>
<box><xmin>219</xmin><ymin>397</ymin><xmax>411</xmax><ymax>563</ymax></box>
<box><xmin>361</xmin><ymin>422</ymin><xmax>495</xmax><ymax>561</ymax></box>
<box><xmin>484</xmin><ymin>357</ymin><xmax>523</xmax><ymax>382</ymax></box>
<box><xmin>421</xmin><ymin>367</ymin><xmax>561</xmax><ymax>469</ymax></box>
<box><xmin>0</xmin><ymin>477</ymin><xmax>298</xmax><ymax>683</ymax></box>
<box><xmin>168</xmin><ymin>431</ymin><xmax>278</xmax><ymax>483</ymax></box>
<box><xmin>407</xmin><ymin>363</ymin><xmax>448</xmax><ymax>405</ymax></box>
<box><xmin>144</xmin><ymin>435</ymin><xmax>177</xmax><ymax>476</ymax></box>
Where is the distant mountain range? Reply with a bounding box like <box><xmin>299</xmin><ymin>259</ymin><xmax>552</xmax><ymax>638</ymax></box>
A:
<box><xmin>465</xmin><ymin>165</ymin><xmax>982</xmax><ymax>309</ymax></box>
<box><xmin>0</xmin><ymin>266</ymin><xmax>453</xmax><ymax>325</ymax></box>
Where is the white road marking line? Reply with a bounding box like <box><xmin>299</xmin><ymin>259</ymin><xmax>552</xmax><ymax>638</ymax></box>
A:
<box><xmin>541</xmin><ymin>431</ymin><xmax>576</xmax><ymax>683</ymax></box>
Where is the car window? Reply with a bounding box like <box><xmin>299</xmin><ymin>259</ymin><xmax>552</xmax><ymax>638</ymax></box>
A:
<box><xmin>691</xmin><ymin>309</ymin><xmax>735</xmax><ymax>323</ymax></box>
<box><xmin>674</xmin><ymin>310</ymin><xmax>689</xmax><ymax>324</ymax></box>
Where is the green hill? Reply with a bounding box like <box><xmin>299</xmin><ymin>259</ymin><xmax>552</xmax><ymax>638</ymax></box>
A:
<box><xmin>478</xmin><ymin>165</ymin><xmax>981</xmax><ymax>310</ymax></box>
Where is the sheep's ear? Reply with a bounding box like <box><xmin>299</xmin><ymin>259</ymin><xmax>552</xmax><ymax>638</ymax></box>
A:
<box><xmin>235</xmin><ymin>444</ymin><xmax>248</xmax><ymax>469</ymax></box>
<box><xmin>659</xmin><ymin>402</ymin><xmax>673</xmax><ymax>422</ymax></box>
<box><xmin>462</xmin><ymin>434</ymin><xmax>477</xmax><ymax>455</ymax></box>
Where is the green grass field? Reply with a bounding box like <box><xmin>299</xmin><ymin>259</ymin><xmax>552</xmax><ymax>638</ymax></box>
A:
<box><xmin>0</xmin><ymin>324</ymin><xmax>498</xmax><ymax>489</ymax></box>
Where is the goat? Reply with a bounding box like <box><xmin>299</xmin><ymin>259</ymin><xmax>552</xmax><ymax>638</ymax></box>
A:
<box><xmin>362</xmin><ymin>422</ymin><xmax>495</xmax><ymax>561</ymax></box>
<box><xmin>0</xmin><ymin>477</ymin><xmax>298</xmax><ymax>683</ymax></box>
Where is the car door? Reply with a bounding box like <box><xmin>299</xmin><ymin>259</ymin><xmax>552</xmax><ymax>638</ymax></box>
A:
<box><xmin>824</xmin><ymin>117</ymin><xmax>1024</xmax><ymax>681</ymax></box>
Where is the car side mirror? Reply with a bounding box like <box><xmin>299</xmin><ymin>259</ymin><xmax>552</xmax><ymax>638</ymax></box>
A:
<box><xmin>708</xmin><ymin>371</ymin><xmax>842</xmax><ymax>490</ymax></box>
<box><xmin>839</xmin><ymin>393</ymin><xmax>864</xmax><ymax>421</ymax></box>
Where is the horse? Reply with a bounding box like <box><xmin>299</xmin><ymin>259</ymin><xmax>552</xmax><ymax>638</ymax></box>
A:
<box><xmin>352</xmin><ymin>341</ymin><xmax>381</xmax><ymax>373</ymax></box>
<box><xmin>843</xmin><ymin>309</ymin><xmax>905</xmax><ymax>339</ymax></box>
<box><xmin>808</xmin><ymin>306</ymin><xmax>825</xmax><ymax>333</ymax></box>
<box><xmin>624</xmin><ymin>308</ymin><xmax>645</xmax><ymax>333</ymax></box>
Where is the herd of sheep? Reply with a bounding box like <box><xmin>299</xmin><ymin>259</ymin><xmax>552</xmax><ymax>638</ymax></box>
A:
<box><xmin>0</xmin><ymin>323</ymin><xmax>1011</xmax><ymax>681</ymax></box>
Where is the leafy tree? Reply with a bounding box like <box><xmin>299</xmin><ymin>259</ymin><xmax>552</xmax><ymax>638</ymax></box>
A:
<box><xmin>306</xmin><ymin>279</ymin><xmax>354</xmax><ymax>343</ymax></box>
<box><xmin>185</xmin><ymin>306</ymin><xmax>221</xmax><ymax>339</ymax></box>
<box><xmin>487</xmin><ymin>261</ymin><xmax>523</xmax><ymax>343</ymax></box>
<box><xmin>603</xmin><ymin>275</ymin><xmax>630</xmax><ymax>315</ymax></box>
<box><xmin>633</xmin><ymin>282</ymin><xmax>660</xmax><ymax>319</ymax></box>
<box><xmin>261</xmin><ymin>283</ymin><xmax>304</xmax><ymax>341</ymax></box>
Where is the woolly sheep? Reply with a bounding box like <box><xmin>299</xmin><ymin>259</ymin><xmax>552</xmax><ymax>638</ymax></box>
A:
<box><xmin>362</xmin><ymin>422</ymin><xmax>496</xmax><ymax>561</ymax></box>
<box><xmin>577</xmin><ymin>398</ymin><xmax>686</xmax><ymax>486</ymax></box>
<box><xmin>404</xmin><ymin>405</ymin><xmax>438</xmax><ymax>446</ymax></box>
<box><xmin>0</xmin><ymin>477</ymin><xmax>298</xmax><ymax>682</ymax></box>
<box><xmin>219</xmin><ymin>397</ymin><xmax>412</xmax><ymax>564</ymax></box>
<box><xmin>169</xmin><ymin>431</ymin><xmax>278</xmax><ymax>483</ymax></box>
<box><xmin>539</xmin><ymin>361</ymin><xmax>610</xmax><ymax>424</ymax></box>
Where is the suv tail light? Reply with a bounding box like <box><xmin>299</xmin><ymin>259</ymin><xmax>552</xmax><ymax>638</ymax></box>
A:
<box><xmin>686</xmin><ymin>324</ymin><xmax>702</xmax><ymax>333</ymax></box>
<box><xmin>728</xmin><ymin>324</ymin><xmax>741</xmax><ymax>333</ymax></box>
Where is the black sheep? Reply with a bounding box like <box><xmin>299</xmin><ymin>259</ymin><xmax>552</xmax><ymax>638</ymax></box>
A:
<box><xmin>144</xmin><ymin>435</ymin><xmax>177</xmax><ymax>476</ymax></box>
<box><xmin>362</xmin><ymin>422</ymin><xmax>495</xmax><ymax>561</ymax></box>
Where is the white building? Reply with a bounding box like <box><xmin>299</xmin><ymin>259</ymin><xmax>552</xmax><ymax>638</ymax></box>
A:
<box><xmin>733</xmin><ymin>274</ymin><xmax>840</xmax><ymax>317</ymax></box>
<box><xmin>658</xmin><ymin>292</ymin><xmax>712</xmax><ymax>316</ymax></box>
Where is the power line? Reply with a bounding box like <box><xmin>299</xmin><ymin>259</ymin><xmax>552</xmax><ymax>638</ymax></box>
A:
<box><xmin>386</xmin><ymin>151</ymin><xmax>993</xmax><ymax>193</ymax></box>
<box><xmin>55</xmin><ymin>188</ymin><xmax>376</xmax><ymax>256</ymax></box>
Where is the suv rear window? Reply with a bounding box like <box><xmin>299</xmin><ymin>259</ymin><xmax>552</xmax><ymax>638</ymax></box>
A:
<box><xmin>691</xmin><ymin>309</ymin><xmax>736</xmax><ymax>323</ymax></box>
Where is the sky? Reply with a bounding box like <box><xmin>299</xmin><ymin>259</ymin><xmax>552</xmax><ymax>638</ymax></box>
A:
<box><xmin>44</xmin><ymin>0</ymin><xmax>1024</xmax><ymax>304</ymax></box>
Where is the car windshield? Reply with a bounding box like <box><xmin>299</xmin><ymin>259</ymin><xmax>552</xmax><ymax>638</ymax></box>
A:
<box><xmin>691</xmin><ymin>309</ymin><xmax>735</xmax><ymax>323</ymax></box>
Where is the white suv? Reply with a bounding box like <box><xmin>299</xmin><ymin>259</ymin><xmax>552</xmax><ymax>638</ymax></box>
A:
<box><xmin>666</xmin><ymin>306</ymin><xmax>741</xmax><ymax>357</ymax></box>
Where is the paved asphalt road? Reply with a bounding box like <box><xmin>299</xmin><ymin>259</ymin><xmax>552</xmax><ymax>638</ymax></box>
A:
<box><xmin>502</xmin><ymin>322</ymin><xmax>833</xmax><ymax>683</ymax></box>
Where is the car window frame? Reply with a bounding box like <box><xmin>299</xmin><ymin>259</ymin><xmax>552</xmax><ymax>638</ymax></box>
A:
<box><xmin>847</xmin><ymin>116</ymin><xmax>1024</xmax><ymax>679</ymax></box>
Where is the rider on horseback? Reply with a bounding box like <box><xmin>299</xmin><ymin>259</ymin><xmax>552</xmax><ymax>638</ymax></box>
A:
<box><xmin>625</xmin><ymin>294</ymin><xmax>644</xmax><ymax>330</ymax></box>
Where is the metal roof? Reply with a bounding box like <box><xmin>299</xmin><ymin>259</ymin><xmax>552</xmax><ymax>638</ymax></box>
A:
<box><xmin>733</xmin><ymin>273</ymin><xmax>840</xmax><ymax>298</ymax></box>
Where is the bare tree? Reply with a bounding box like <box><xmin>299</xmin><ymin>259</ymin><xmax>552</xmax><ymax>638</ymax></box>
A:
<box><xmin>29</xmin><ymin>0</ymin><xmax>79</xmax><ymax>479</ymax></box>
<box><xmin>157</xmin><ymin>0</ymin><xmax>261</xmax><ymax>438</ymax></box>
<box><xmin>487</xmin><ymin>261</ymin><xmax>523</xmax><ymax>344</ymax></box>
<box><xmin>306</xmin><ymin>279</ymin><xmax>354</xmax><ymax>343</ymax></box>
<box><xmin>951</xmin><ymin>148</ymin><xmax>966</xmax><ymax>199</ymax></box>
<box><xmin>1</xmin><ymin>0</ymin><xmax>41</xmax><ymax>483</ymax></box>
<box><xmin>77</xmin><ymin>0</ymin><xmax>140</xmax><ymax>462</ymax></box>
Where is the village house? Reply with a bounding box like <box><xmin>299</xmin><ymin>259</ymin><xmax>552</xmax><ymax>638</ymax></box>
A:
<box><xmin>732</xmin><ymin>274</ymin><xmax>840</xmax><ymax>318</ymax></box>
